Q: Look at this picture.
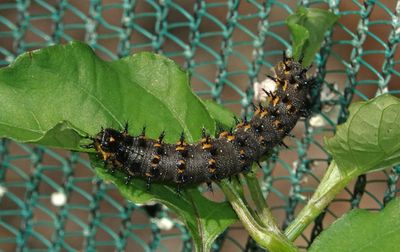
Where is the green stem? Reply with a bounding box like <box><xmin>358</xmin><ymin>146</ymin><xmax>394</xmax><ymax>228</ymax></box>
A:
<box><xmin>220</xmin><ymin>180</ymin><xmax>298</xmax><ymax>252</ymax></box>
<box><xmin>284</xmin><ymin>161</ymin><xmax>352</xmax><ymax>241</ymax></box>
<box><xmin>245</xmin><ymin>163</ymin><xmax>278</xmax><ymax>229</ymax></box>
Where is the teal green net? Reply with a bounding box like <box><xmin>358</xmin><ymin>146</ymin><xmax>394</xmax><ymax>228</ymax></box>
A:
<box><xmin>0</xmin><ymin>1</ymin><xmax>399</xmax><ymax>251</ymax></box>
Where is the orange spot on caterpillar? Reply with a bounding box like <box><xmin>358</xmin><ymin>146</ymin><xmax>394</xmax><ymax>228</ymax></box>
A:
<box><xmin>151</xmin><ymin>154</ymin><xmax>161</xmax><ymax>166</ymax></box>
<box><xmin>219</xmin><ymin>131</ymin><xmax>229</xmax><ymax>138</ymax></box>
<box><xmin>201</xmin><ymin>136</ymin><xmax>211</xmax><ymax>144</ymax></box>
<box><xmin>176</xmin><ymin>160</ymin><xmax>186</xmax><ymax>173</ymax></box>
<box><xmin>175</xmin><ymin>145</ymin><xmax>186</xmax><ymax>151</ymax></box>
<box><xmin>208</xmin><ymin>159</ymin><xmax>217</xmax><ymax>173</ymax></box>
<box><xmin>94</xmin><ymin>142</ymin><xmax>112</xmax><ymax>161</ymax></box>
<box><xmin>202</xmin><ymin>143</ymin><xmax>212</xmax><ymax>150</ymax></box>
<box><xmin>273</xmin><ymin>120</ymin><xmax>282</xmax><ymax>129</ymax></box>
<box><xmin>102</xmin><ymin>152</ymin><xmax>111</xmax><ymax>161</ymax></box>
<box><xmin>236</xmin><ymin>122</ymin><xmax>245</xmax><ymax>128</ymax></box>
<box><xmin>287</xmin><ymin>104</ymin><xmax>296</xmax><ymax>114</ymax></box>
<box><xmin>283</xmin><ymin>80</ymin><xmax>288</xmax><ymax>91</ymax></box>
<box><xmin>278</xmin><ymin>62</ymin><xmax>286</xmax><ymax>71</ymax></box>
<box><xmin>227</xmin><ymin>135</ymin><xmax>236</xmax><ymax>142</ymax></box>
<box><xmin>260</xmin><ymin>110</ymin><xmax>268</xmax><ymax>118</ymax></box>
<box><xmin>272</xmin><ymin>96</ymin><xmax>280</xmax><ymax>106</ymax></box>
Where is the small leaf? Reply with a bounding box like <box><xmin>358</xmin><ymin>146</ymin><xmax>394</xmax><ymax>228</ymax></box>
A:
<box><xmin>0</xmin><ymin>41</ymin><xmax>238</xmax><ymax>252</ymax></box>
<box><xmin>287</xmin><ymin>23</ymin><xmax>309</xmax><ymax>61</ymax></box>
<box><xmin>286</xmin><ymin>7</ymin><xmax>339</xmax><ymax>66</ymax></box>
<box><xmin>308</xmin><ymin>197</ymin><xmax>400</xmax><ymax>252</ymax></box>
<box><xmin>325</xmin><ymin>94</ymin><xmax>400</xmax><ymax>176</ymax></box>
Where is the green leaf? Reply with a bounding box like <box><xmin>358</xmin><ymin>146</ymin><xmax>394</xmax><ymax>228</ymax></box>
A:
<box><xmin>202</xmin><ymin>99</ymin><xmax>236</xmax><ymax>130</ymax></box>
<box><xmin>286</xmin><ymin>7</ymin><xmax>339</xmax><ymax>66</ymax></box>
<box><xmin>0</xmin><ymin>41</ymin><xmax>238</xmax><ymax>252</ymax></box>
<box><xmin>325</xmin><ymin>94</ymin><xmax>400</xmax><ymax>176</ymax></box>
<box><xmin>287</xmin><ymin>24</ymin><xmax>309</xmax><ymax>61</ymax></box>
<box><xmin>0</xmin><ymin>41</ymin><xmax>215</xmax><ymax>150</ymax></box>
<box><xmin>285</xmin><ymin>95</ymin><xmax>400</xmax><ymax>242</ymax></box>
<box><xmin>309</xmin><ymin>197</ymin><xmax>400</xmax><ymax>252</ymax></box>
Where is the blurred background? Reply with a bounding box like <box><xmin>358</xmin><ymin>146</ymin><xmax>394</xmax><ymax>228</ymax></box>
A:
<box><xmin>0</xmin><ymin>0</ymin><xmax>399</xmax><ymax>251</ymax></box>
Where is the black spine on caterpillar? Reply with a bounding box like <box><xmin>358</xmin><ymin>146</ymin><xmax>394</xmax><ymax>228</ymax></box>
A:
<box><xmin>90</xmin><ymin>55</ymin><xmax>312</xmax><ymax>188</ymax></box>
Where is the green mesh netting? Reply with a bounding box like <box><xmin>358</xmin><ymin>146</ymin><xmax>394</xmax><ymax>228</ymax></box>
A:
<box><xmin>0</xmin><ymin>0</ymin><xmax>399</xmax><ymax>251</ymax></box>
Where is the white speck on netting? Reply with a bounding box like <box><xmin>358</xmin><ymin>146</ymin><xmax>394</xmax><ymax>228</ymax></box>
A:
<box><xmin>83</xmin><ymin>228</ymin><xmax>90</xmax><ymax>237</ymax></box>
<box><xmin>51</xmin><ymin>191</ymin><xmax>67</xmax><ymax>207</ymax></box>
<box><xmin>309</xmin><ymin>114</ymin><xmax>325</xmax><ymax>128</ymax></box>
<box><xmin>253</xmin><ymin>78</ymin><xmax>276</xmax><ymax>102</ymax></box>
<box><xmin>122</xmin><ymin>16</ymin><xmax>131</xmax><ymax>24</ymax></box>
<box><xmin>320</xmin><ymin>83</ymin><xmax>338</xmax><ymax>102</ymax></box>
<box><xmin>292</xmin><ymin>161</ymin><xmax>298</xmax><ymax>172</ymax></box>
<box><xmin>301</xmin><ymin>177</ymin><xmax>309</xmax><ymax>184</ymax></box>
<box><xmin>376</xmin><ymin>86</ymin><xmax>389</xmax><ymax>96</ymax></box>
<box><xmin>153</xmin><ymin>217</ymin><xmax>174</xmax><ymax>231</ymax></box>
<box><xmin>6</xmin><ymin>55</ymin><xmax>15</xmax><ymax>63</ymax></box>
<box><xmin>0</xmin><ymin>185</ymin><xmax>7</xmax><ymax>198</ymax></box>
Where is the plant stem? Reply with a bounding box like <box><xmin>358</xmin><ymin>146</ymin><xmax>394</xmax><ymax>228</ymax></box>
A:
<box><xmin>245</xmin><ymin>163</ymin><xmax>278</xmax><ymax>229</ymax></box>
<box><xmin>220</xmin><ymin>180</ymin><xmax>298</xmax><ymax>252</ymax></box>
<box><xmin>284</xmin><ymin>161</ymin><xmax>352</xmax><ymax>241</ymax></box>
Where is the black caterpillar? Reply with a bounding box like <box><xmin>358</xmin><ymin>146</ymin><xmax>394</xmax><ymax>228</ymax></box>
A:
<box><xmin>88</xmin><ymin>54</ymin><xmax>313</xmax><ymax>191</ymax></box>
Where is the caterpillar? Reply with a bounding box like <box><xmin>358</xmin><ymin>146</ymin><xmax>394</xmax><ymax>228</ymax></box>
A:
<box><xmin>88</xmin><ymin>53</ymin><xmax>313</xmax><ymax>191</ymax></box>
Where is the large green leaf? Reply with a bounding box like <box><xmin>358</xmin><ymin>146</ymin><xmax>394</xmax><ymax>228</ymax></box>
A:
<box><xmin>287</xmin><ymin>7</ymin><xmax>339</xmax><ymax>66</ymax></box>
<box><xmin>325</xmin><ymin>94</ymin><xmax>400</xmax><ymax>176</ymax></box>
<box><xmin>285</xmin><ymin>95</ymin><xmax>400</xmax><ymax>242</ymax></box>
<box><xmin>0</xmin><ymin>41</ymin><xmax>238</xmax><ymax>252</ymax></box>
<box><xmin>309</xmin><ymin>197</ymin><xmax>400</xmax><ymax>252</ymax></box>
<box><xmin>0</xmin><ymin>41</ymin><xmax>215</xmax><ymax>149</ymax></box>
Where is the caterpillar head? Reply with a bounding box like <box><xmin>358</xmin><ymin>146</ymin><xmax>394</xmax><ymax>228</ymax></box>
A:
<box><xmin>93</xmin><ymin>128</ymin><xmax>124</xmax><ymax>159</ymax></box>
<box><xmin>275</xmin><ymin>57</ymin><xmax>308</xmax><ymax>85</ymax></box>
